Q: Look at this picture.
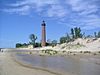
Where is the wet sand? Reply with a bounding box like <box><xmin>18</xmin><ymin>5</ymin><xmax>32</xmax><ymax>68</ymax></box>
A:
<box><xmin>14</xmin><ymin>53</ymin><xmax>100</xmax><ymax>75</ymax></box>
<box><xmin>0</xmin><ymin>52</ymin><xmax>60</xmax><ymax>75</ymax></box>
<box><xmin>0</xmin><ymin>49</ymin><xmax>100</xmax><ymax>75</ymax></box>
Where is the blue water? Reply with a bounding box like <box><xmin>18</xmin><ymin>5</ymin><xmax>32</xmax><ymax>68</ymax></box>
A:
<box><xmin>15</xmin><ymin>54</ymin><xmax>100</xmax><ymax>75</ymax></box>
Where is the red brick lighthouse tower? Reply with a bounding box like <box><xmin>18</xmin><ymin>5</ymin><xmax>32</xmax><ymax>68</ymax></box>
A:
<box><xmin>41</xmin><ymin>21</ymin><xmax>46</xmax><ymax>47</ymax></box>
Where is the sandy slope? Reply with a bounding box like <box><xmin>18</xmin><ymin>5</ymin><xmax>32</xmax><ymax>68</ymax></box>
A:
<box><xmin>0</xmin><ymin>52</ymin><xmax>56</xmax><ymax>75</ymax></box>
<box><xmin>30</xmin><ymin>38</ymin><xmax>100</xmax><ymax>52</ymax></box>
<box><xmin>53</xmin><ymin>38</ymin><xmax>100</xmax><ymax>51</ymax></box>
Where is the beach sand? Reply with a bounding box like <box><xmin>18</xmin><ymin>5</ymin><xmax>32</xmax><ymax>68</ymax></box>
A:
<box><xmin>0</xmin><ymin>52</ymin><xmax>59</xmax><ymax>75</ymax></box>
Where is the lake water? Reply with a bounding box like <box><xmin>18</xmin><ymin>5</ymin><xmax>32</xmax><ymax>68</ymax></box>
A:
<box><xmin>15</xmin><ymin>54</ymin><xmax>100</xmax><ymax>75</ymax></box>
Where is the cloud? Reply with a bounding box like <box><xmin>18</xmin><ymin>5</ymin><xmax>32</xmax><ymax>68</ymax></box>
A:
<box><xmin>65</xmin><ymin>0</ymin><xmax>100</xmax><ymax>30</ymax></box>
<box><xmin>46</xmin><ymin>5</ymin><xmax>67</xmax><ymax>18</ymax></box>
<box><xmin>9</xmin><ymin>0</ymin><xmax>58</xmax><ymax>7</ymax></box>
<box><xmin>1</xmin><ymin>0</ymin><xmax>100</xmax><ymax>30</ymax></box>
<box><xmin>3</xmin><ymin>5</ymin><xmax>31</xmax><ymax>15</ymax></box>
<box><xmin>2</xmin><ymin>0</ymin><xmax>61</xmax><ymax>15</ymax></box>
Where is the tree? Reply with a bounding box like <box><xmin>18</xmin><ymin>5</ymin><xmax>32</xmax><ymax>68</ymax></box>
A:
<box><xmin>66</xmin><ymin>33</ymin><xmax>71</xmax><ymax>43</ymax></box>
<box><xmin>82</xmin><ymin>32</ymin><xmax>85</xmax><ymax>38</ymax></box>
<box><xmin>35</xmin><ymin>42</ymin><xmax>41</xmax><ymax>47</ymax></box>
<box><xmin>74</xmin><ymin>27</ymin><xmax>78</xmax><ymax>38</ymax></box>
<box><xmin>60</xmin><ymin>36</ymin><xmax>67</xmax><ymax>44</ymax></box>
<box><xmin>22</xmin><ymin>43</ymin><xmax>28</xmax><ymax>47</ymax></box>
<box><xmin>16</xmin><ymin>43</ymin><xmax>22</xmax><ymax>48</ymax></box>
<box><xmin>29</xmin><ymin>34</ymin><xmax>37</xmax><ymax>47</ymax></box>
<box><xmin>71</xmin><ymin>28</ymin><xmax>74</xmax><ymax>39</ymax></box>
<box><xmin>94</xmin><ymin>32</ymin><xmax>97</xmax><ymax>38</ymax></box>
<box><xmin>78</xmin><ymin>27</ymin><xmax>81</xmax><ymax>37</ymax></box>
<box><xmin>86</xmin><ymin>35</ymin><xmax>93</xmax><ymax>38</ymax></box>
<box><xmin>47</xmin><ymin>39</ymin><xmax>52</xmax><ymax>46</ymax></box>
<box><xmin>97</xmin><ymin>31</ymin><xmax>100</xmax><ymax>38</ymax></box>
<box><xmin>52</xmin><ymin>40</ymin><xmax>57</xmax><ymax>47</ymax></box>
<box><xmin>23</xmin><ymin>43</ymin><xmax>27</xmax><ymax>46</ymax></box>
<box><xmin>74</xmin><ymin>27</ymin><xmax>82</xmax><ymax>39</ymax></box>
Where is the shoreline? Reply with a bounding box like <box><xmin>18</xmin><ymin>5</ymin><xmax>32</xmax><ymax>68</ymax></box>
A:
<box><xmin>0</xmin><ymin>52</ymin><xmax>62</xmax><ymax>75</ymax></box>
<box><xmin>1</xmin><ymin>48</ymin><xmax>100</xmax><ymax>58</ymax></box>
<box><xmin>14</xmin><ymin>49</ymin><xmax>100</xmax><ymax>56</ymax></box>
<box><xmin>12</xmin><ymin>52</ymin><xmax>100</xmax><ymax>75</ymax></box>
<box><xmin>14</xmin><ymin>52</ymin><xmax>100</xmax><ymax>65</ymax></box>
<box><xmin>12</xmin><ymin>54</ymin><xmax>62</xmax><ymax>75</ymax></box>
<box><xmin>3</xmin><ymin>48</ymin><xmax>100</xmax><ymax>55</ymax></box>
<box><xmin>1</xmin><ymin>49</ymin><xmax>100</xmax><ymax>75</ymax></box>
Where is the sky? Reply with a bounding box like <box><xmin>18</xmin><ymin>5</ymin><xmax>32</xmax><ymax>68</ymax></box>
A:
<box><xmin>0</xmin><ymin>0</ymin><xmax>100</xmax><ymax>48</ymax></box>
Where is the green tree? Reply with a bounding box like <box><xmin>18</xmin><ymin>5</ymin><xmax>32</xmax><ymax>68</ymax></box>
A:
<box><xmin>94</xmin><ymin>32</ymin><xmax>97</xmax><ymax>38</ymax></box>
<box><xmin>60</xmin><ymin>36</ymin><xmax>67</xmax><ymax>44</ymax></box>
<box><xmin>74</xmin><ymin>27</ymin><xmax>82</xmax><ymax>39</ymax></box>
<box><xmin>35</xmin><ymin>42</ymin><xmax>41</xmax><ymax>47</ymax></box>
<box><xmin>47</xmin><ymin>39</ymin><xmax>52</xmax><ymax>46</ymax></box>
<box><xmin>16</xmin><ymin>43</ymin><xmax>22</xmax><ymax>48</ymax></box>
<box><xmin>22</xmin><ymin>43</ymin><xmax>28</xmax><ymax>47</ymax></box>
<box><xmin>66</xmin><ymin>33</ymin><xmax>71</xmax><ymax>43</ymax></box>
<box><xmin>74</xmin><ymin>27</ymin><xmax>78</xmax><ymax>38</ymax></box>
<box><xmin>86</xmin><ymin>35</ymin><xmax>93</xmax><ymax>38</ymax></box>
<box><xmin>52</xmin><ymin>40</ymin><xmax>57</xmax><ymax>47</ymax></box>
<box><xmin>82</xmin><ymin>32</ymin><xmax>85</xmax><ymax>38</ymax></box>
<box><xmin>71</xmin><ymin>28</ymin><xmax>74</xmax><ymax>39</ymax></box>
<box><xmin>78</xmin><ymin>27</ymin><xmax>81</xmax><ymax>37</ymax></box>
<box><xmin>97</xmin><ymin>31</ymin><xmax>100</xmax><ymax>38</ymax></box>
<box><xmin>29</xmin><ymin>34</ymin><xmax>37</xmax><ymax>47</ymax></box>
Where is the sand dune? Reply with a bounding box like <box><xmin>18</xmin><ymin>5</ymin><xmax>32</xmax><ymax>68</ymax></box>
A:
<box><xmin>52</xmin><ymin>38</ymin><xmax>100</xmax><ymax>51</ymax></box>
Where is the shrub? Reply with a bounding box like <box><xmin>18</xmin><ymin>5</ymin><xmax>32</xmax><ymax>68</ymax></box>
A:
<box><xmin>52</xmin><ymin>50</ymin><xmax>57</xmax><ymax>55</ymax></box>
<box><xmin>80</xmin><ymin>51</ymin><xmax>82</xmax><ymax>53</ymax></box>
<box><xmin>29</xmin><ymin>52</ymin><xmax>32</xmax><ymax>54</ymax></box>
<box><xmin>62</xmin><ymin>51</ymin><xmax>66</xmax><ymax>53</ymax></box>
<box><xmin>98</xmin><ymin>51</ymin><xmax>100</xmax><ymax>53</ymax></box>
<box><xmin>84</xmin><ymin>51</ymin><xmax>91</xmax><ymax>53</ymax></box>
<box><xmin>93</xmin><ymin>53</ymin><xmax>96</xmax><ymax>55</ymax></box>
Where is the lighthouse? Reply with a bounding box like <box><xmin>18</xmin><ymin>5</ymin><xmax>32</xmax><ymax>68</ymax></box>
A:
<box><xmin>41</xmin><ymin>21</ymin><xmax>46</xmax><ymax>47</ymax></box>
